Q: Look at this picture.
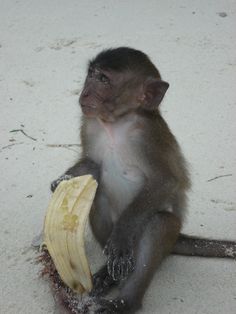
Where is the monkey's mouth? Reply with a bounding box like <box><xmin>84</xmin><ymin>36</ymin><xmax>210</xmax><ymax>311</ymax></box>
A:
<box><xmin>81</xmin><ymin>103</ymin><xmax>97</xmax><ymax>116</ymax></box>
<box><xmin>81</xmin><ymin>103</ymin><xmax>96</xmax><ymax>109</ymax></box>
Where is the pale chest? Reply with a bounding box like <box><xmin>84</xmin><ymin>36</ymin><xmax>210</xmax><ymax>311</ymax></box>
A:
<box><xmin>85</xmin><ymin>118</ymin><xmax>144</xmax><ymax>212</ymax></box>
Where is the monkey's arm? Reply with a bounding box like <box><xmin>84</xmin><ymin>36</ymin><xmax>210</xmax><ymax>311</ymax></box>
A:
<box><xmin>65</xmin><ymin>158</ymin><xmax>100</xmax><ymax>180</ymax></box>
<box><xmin>51</xmin><ymin>158</ymin><xmax>100</xmax><ymax>192</ymax></box>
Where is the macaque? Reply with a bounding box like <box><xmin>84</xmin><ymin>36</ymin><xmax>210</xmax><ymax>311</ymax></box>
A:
<box><xmin>51</xmin><ymin>47</ymin><xmax>236</xmax><ymax>314</ymax></box>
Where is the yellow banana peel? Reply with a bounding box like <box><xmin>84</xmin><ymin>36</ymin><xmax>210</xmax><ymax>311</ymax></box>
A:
<box><xmin>43</xmin><ymin>175</ymin><xmax>97</xmax><ymax>294</ymax></box>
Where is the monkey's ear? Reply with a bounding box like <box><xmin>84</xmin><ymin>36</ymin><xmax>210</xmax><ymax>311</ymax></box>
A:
<box><xmin>140</xmin><ymin>78</ymin><xmax>169</xmax><ymax>109</ymax></box>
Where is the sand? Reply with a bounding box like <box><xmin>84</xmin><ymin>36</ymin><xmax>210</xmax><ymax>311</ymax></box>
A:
<box><xmin>0</xmin><ymin>1</ymin><xmax>235</xmax><ymax>313</ymax></box>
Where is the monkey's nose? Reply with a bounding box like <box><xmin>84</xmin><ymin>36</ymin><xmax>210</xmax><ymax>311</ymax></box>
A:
<box><xmin>79</xmin><ymin>92</ymin><xmax>89</xmax><ymax>105</ymax></box>
<box><xmin>81</xmin><ymin>89</ymin><xmax>89</xmax><ymax>98</ymax></box>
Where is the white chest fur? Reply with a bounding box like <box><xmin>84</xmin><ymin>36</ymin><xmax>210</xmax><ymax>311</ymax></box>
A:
<box><xmin>85</xmin><ymin>116</ymin><xmax>144</xmax><ymax>218</ymax></box>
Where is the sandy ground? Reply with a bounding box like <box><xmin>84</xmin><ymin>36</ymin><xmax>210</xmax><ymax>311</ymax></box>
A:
<box><xmin>0</xmin><ymin>0</ymin><xmax>236</xmax><ymax>313</ymax></box>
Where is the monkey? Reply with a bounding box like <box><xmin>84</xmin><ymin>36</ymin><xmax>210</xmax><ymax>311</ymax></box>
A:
<box><xmin>50</xmin><ymin>47</ymin><xmax>236</xmax><ymax>314</ymax></box>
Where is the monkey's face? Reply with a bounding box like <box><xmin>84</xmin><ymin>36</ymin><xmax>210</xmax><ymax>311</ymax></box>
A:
<box><xmin>79</xmin><ymin>67</ymin><xmax>141</xmax><ymax>122</ymax></box>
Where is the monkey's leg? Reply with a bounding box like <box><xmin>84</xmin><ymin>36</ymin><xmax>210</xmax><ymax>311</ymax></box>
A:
<box><xmin>90</xmin><ymin>192</ymin><xmax>114</xmax><ymax>247</ymax></box>
<box><xmin>95</xmin><ymin>212</ymin><xmax>181</xmax><ymax>314</ymax></box>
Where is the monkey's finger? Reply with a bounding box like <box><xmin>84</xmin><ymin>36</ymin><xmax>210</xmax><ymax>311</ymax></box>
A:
<box><xmin>112</xmin><ymin>257</ymin><xmax>121</xmax><ymax>281</ymax></box>
<box><xmin>50</xmin><ymin>174</ymin><xmax>73</xmax><ymax>192</ymax></box>
<box><xmin>107</xmin><ymin>256</ymin><xmax>121</xmax><ymax>281</ymax></box>
<box><xmin>113</xmin><ymin>260</ymin><xmax>121</xmax><ymax>281</ymax></box>
<box><xmin>120</xmin><ymin>256</ymin><xmax>135</xmax><ymax>280</ymax></box>
<box><xmin>120</xmin><ymin>258</ymin><xmax>129</xmax><ymax>280</ymax></box>
<box><xmin>118</xmin><ymin>257</ymin><xmax>125</xmax><ymax>280</ymax></box>
<box><xmin>103</xmin><ymin>238</ymin><xmax>112</xmax><ymax>256</ymax></box>
<box><xmin>127</xmin><ymin>255</ymin><xmax>135</xmax><ymax>273</ymax></box>
<box><xmin>103</xmin><ymin>244</ymin><xmax>109</xmax><ymax>256</ymax></box>
<box><xmin>107</xmin><ymin>257</ymin><xmax>113</xmax><ymax>279</ymax></box>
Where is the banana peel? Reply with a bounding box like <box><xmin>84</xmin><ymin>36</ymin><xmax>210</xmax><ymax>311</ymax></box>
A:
<box><xmin>43</xmin><ymin>175</ymin><xmax>97</xmax><ymax>294</ymax></box>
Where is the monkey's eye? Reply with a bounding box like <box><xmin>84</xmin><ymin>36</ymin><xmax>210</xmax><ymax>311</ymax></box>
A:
<box><xmin>99</xmin><ymin>73</ymin><xmax>109</xmax><ymax>84</ymax></box>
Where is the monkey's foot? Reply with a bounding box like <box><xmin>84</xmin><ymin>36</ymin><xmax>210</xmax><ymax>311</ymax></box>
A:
<box><xmin>95</xmin><ymin>298</ymin><xmax>129</xmax><ymax>314</ymax></box>
<box><xmin>104</xmin><ymin>239</ymin><xmax>135</xmax><ymax>281</ymax></box>
<box><xmin>50</xmin><ymin>174</ymin><xmax>73</xmax><ymax>192</ymax></box>
<box><xmin>90</xmin><ymin>266</ymin><xmax>117</xmax><ymax>297</ymax></box>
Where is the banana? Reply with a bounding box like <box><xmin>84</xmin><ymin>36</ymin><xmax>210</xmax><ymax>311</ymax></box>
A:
<box><xmin>43</xmin><ymin>175</ymin><xmax>97</xmax><ymax>294</ymax></box>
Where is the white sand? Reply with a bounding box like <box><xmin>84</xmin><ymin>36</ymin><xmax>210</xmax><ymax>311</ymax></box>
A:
<box><xmin>0</xmin><ymin>1</ymin><xmax>235</xmax><ymax>313</ymax></box>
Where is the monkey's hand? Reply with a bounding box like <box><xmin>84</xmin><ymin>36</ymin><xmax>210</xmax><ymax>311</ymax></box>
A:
<box><xmin>90</xmin><ymin>265</ymin><xmax>117</xmax><ymax>297</ymax></box>
<box><xmin>104</xmin><ymin>235</ymin><xmax>135</xmax><ymax>281</ymax></box>
<box><xmin>50</xmin><ymin>174</ymin><xmax>73</xmax><ymax>192</ymax></box>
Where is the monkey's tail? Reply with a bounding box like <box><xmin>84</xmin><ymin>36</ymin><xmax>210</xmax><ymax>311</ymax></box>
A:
<box><xmin>172</xmin><ymin>234</ymin><xmax>236</xmax><ymax>258</ymax></box>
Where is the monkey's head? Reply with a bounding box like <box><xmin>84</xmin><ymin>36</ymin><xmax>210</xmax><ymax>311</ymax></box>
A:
<box><xmin>79</xmin><ymin>47</ymin><xmax>169</xmax><ymax>122</ymax></box>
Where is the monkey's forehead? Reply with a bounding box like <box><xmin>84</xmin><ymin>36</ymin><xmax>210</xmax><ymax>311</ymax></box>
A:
<box><xmin>88</xmin><ymin>47</ymin><xmax>161</xmax><ymax>78</ymax></box>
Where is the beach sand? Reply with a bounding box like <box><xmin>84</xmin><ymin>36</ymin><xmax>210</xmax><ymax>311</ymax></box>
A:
<box><xmin>0</xmin><ymin>1</ymin><xmax>235</xmax><ymax>313</ymax></box>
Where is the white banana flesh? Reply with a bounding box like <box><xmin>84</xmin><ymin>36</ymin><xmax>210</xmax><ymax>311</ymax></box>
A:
<box><xmin>43</xmin><ymin>175</ymin><xmax>98</xmax><ymax>294</ymax></box>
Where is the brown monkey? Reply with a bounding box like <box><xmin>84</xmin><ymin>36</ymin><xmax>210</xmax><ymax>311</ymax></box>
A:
<box><xmin>51</xmin><ymin>47</ymin><xmax>236</xmax><ymax>314</ymax></box>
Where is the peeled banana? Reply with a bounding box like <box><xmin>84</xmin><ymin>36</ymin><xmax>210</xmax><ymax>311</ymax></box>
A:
<box><xmin>43</xmin><ymin>175</ymin><xmax>98</xmax><ymax>294</ymax></box>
